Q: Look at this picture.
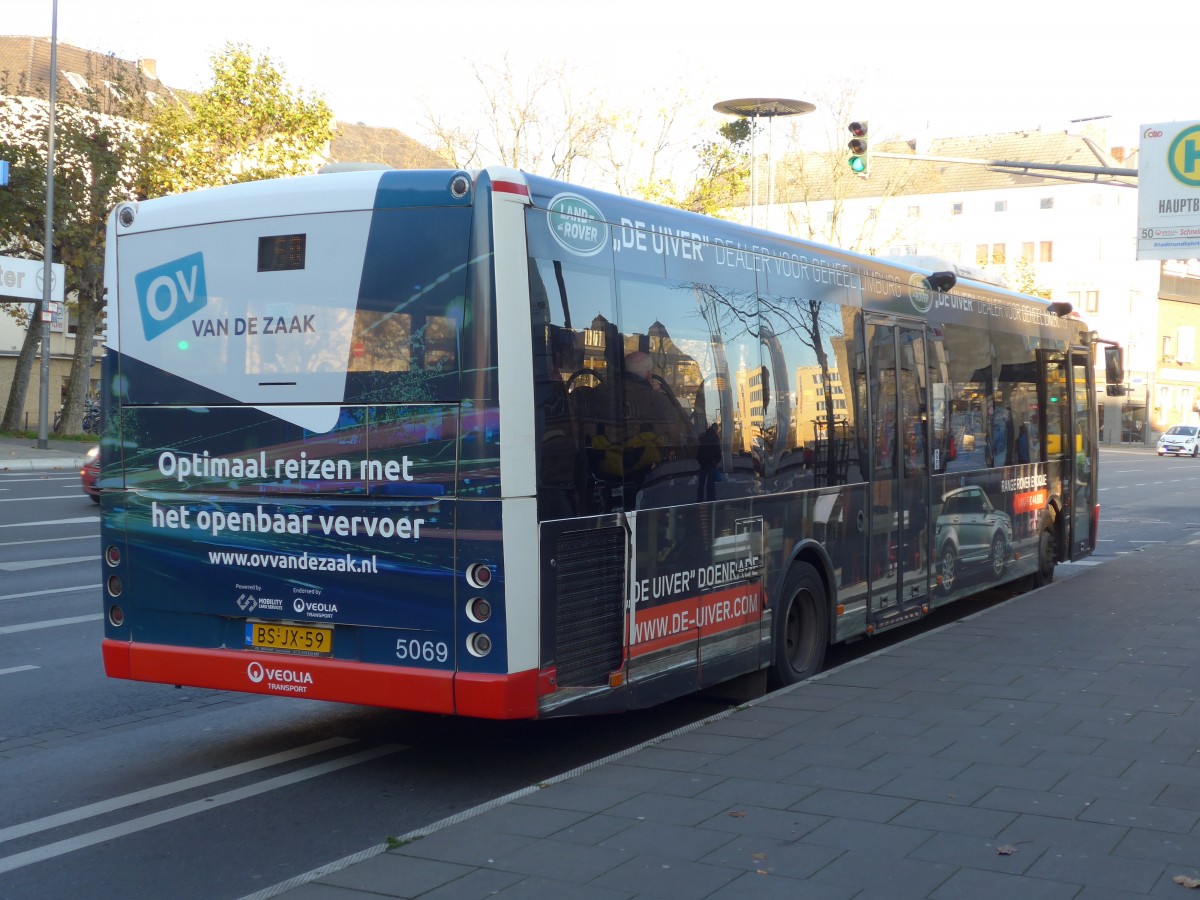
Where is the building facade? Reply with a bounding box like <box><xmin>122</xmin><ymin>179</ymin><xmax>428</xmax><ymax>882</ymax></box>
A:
<box><xmin>761</xmin><ymin>126</ymin><xmax>1200</xmax><ymax>443</ymax></box>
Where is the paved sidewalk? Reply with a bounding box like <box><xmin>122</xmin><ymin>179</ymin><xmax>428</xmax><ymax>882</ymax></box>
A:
<box><xmin>0</xmin><ymin>436</ymin><xmax>92</xmax><ymax>472</ymax></box>
<box><xmin>256</xmin><ymin>537</ymin><xmax>1200</xmax><ymax>900</ymax></box>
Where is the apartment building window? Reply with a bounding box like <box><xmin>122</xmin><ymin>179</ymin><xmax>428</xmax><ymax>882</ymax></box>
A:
<box><xmin>976</xmin><ymin>244</ymin><xmax>988</xmax><ymax>265</ymax></box>
<box><xmin>1039</xmin><ymin>241</ymin><xmax>1053</xmax><ymax>262</ymax></box>
<box><xmin>991</xmin><ymin>243</ymin><xmax>1006</xmax><ymax>264</ymax></box>
<box><xmin>951</xmin><ymin>202</ymin><xmax>963</xmax><ymax>215</ymax></box>
<box><xmin>1179</xmin><ymin>326</ymin><xmax>1196</xmax><ymax>364</ymax></box>
<box><xmin>1040</xmin><ymin>197</ymin><xmax>1054</xmax><ymax>210</ymax></box>
<box><xmin>1084</xmin><ymin>291</ymin><xmax>1099</xmax><ymax>313</ymax></box>
<box><xmin>995</xmin><ymin>200</ymin><xmax>1007</xmax><ymax>212</ymax></box>
<box><xmin>1021</xmin><ymin>242</ymin><xmax>1034</xmax><ymax>263</ymax></box>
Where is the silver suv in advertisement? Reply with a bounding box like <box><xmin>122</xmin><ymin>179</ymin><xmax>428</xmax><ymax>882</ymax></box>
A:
<box><xmin>935</xmin><ymin>486</ymin><xmax>1013</xmax><ymax>592</ymax></box>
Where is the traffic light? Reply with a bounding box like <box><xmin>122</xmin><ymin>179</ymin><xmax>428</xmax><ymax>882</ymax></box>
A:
<box><xmin>847</xmin><ymin>121</ymin><xmax>869</xmax><ymax>177</ymax></box>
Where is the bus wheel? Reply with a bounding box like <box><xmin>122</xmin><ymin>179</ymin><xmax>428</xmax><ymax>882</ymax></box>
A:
<box><xmin>990</xmin><ymin>533</ymin><xmax>1008</xmax><ymax>579</ymax></box>
<box><xmin>770</xmin><ymin>562</ymin><xmax>828</xmax><ymax>688</ymax></box>
<box><xmin>1032</xmin><ymin>519</ymin><xmax>1057</xmax><ymax>588</ymax></box>
<box><xmin>939</xmin><ymin>544</ymin><xmax>957</xmax><ymax>594</ymax></box>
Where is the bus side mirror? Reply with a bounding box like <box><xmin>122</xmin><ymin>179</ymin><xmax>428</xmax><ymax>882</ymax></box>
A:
<box><xmin>1103</xmin><ymin>345</ymin><xmax>1124</xmax><ymax>393</ymax></box>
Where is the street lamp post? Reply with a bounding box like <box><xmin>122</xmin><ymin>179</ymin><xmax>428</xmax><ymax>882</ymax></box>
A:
<box><xmin>713</xmin><ymin>97</ymin><xmax>814</xmax><ymax>230</ymax></box>
<box><xmin>37</xmin><ymin>0</ymin><xmax>59</xmax><ymax>450</ymax></box>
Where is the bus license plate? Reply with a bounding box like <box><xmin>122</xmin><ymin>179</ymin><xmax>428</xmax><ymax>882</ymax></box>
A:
<box><xmin>246</xmin><ymin>622</ymin><xmax>333</xmax><ymax>657</ymax></box>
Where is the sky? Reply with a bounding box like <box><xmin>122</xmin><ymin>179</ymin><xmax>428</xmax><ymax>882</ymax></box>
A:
<box><xmin>5</xmin><ymin>0</ymin><xmax>1196</xmax><ymax>179</ymax></box>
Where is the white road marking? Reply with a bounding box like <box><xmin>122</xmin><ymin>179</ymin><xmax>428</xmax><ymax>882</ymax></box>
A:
<box><xmin>0</xmin><ymin>495</ymin><xmax>89</xmax><ymax>503</ymax></box>
<box><xmin>0</xmin><ymin>555</ymin><xmax>100</xmax><ymax>572</ymax></box>
<box><xmin>0</xmin><ymin>737</ymin><xmax>357</xmax><ymax>845</ymax></box>
<box><xmin>0</xmin><ymin>535</ymin><xmax>98</xmax><ymax>548</ymax></box>
<box><xmin>0</xmin><ymin>615</ymin><xmax>102</xmax><ymax>635</ymax></box>
<box><xmin>0</xmin><ymin>516</ymin><xmax>98</xmax><ymax>526</ymax></box>
<box><xmin>0</xmin><ymin>665</ymin><xmax>38</xmax><ymax>676</ymax></box>
<box><xmin>0</xmin><ymin>476</ymin><xmax>78</xmax><ymax>484</ymax></box>
<box><xmin>0</xmin><ymin>743</ymin><xmax>405</xmax><ymax>874</ymax></box>
<box><xmin>0</xmin><ymin>586</ymin><xmax>95</xmax><ymax>604</ymax></box>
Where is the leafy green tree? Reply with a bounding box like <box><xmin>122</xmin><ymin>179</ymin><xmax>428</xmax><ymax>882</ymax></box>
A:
<box><xmin>139</xmin><ymin>43</ymin><xmax>333</xmax><ymax>196</ymax></box>
<box><xmin>0</xmin><ymin>95</ymin><xmax>143</xmax><ymax>433</ymax></box>
<box><xmin>1009</xmin><ymin>258</ymin><xmax>1052</xmax><ymax>299</ymax></box>
<box><xmin>680</xmin><ymin>118</ymin><xmax>753</xmax><ymax>216</ymax></box>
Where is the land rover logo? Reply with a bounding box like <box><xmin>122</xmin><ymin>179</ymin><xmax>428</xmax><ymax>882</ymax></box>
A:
<box><xmin>547</xmin><ymin>193</ymin><xmax>608</xmax><ymax>256</ymax></box>
<box><xmin>908</xmin><ymin>273</ymin><xmax>933</xmax><ymax>313</ymax></box>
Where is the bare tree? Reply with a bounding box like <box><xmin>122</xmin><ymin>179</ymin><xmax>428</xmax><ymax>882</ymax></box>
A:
<box><xmin>774</xmin><ymin>84</ymin><xmax>919</xmax><ymax>255</ymax></box>
<box><xmin>421</xmin><ymin>55</ymin><xmax>635</xmax><ymax>187</ymax></box>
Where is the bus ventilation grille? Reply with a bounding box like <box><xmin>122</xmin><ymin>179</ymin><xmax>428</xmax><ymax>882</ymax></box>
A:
<box><xmin>554</xmin><ymin>526</ymin><xmax>626</xmax><ymax>687</ymax></box>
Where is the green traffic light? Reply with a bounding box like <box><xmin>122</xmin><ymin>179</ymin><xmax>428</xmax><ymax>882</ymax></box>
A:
<box><xmin>848</xmin><ymin>156</ymin><xmax>867</xmax><ymax>173</ymax></box>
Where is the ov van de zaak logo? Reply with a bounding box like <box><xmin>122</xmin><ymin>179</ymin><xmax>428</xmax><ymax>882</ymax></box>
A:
<box><xmin>134</xmin><ymin>252</ymin><xmax>208</xmax><ymax>341</ymax></box>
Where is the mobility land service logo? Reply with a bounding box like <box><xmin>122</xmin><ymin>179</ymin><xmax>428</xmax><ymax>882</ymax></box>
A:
<box><xmin>546</xmin><ymin>193</ymin><xmax>608</xmax><ymax>256</ymax></box>
<box><xmin>134</xmin><ymin>252</ymin><xmax>208</xmax><ymax>341</ymax></box>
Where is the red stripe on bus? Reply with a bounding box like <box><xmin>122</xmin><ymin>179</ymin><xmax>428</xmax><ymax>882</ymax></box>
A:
<box><xmin>492</xmin><ymin>180</ymin><xmax>529</xmax><ymax>197</ymax></box>
<box><xmin>629</xmin><ymin>584</ymin><xmax>763</xmax><ymax>658</ymax></box>
<box><xmin>454</xmin><ymin>669</ymin><xmax>539</xmax><ymax>719</ymax></box>
<box><xmin>104</xmin><ymin>640</ymin><xmax>456</xmax><ymax>714</ymax></box>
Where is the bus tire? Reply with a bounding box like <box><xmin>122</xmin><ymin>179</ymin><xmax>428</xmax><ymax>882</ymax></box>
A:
<box><xmin>770</xmin><ymin>562</ymin><xmax>828</xmax><ymax>688</ymax></box>
<box><xmin>1032</xmin><ymin>517</ymin><xmax>1057</xmax><ymax>588</ymax></box>
<box><xmin>990</xmin><ymin>532</ymin><xmax>1008</xmax><ymax>580</ymax></box>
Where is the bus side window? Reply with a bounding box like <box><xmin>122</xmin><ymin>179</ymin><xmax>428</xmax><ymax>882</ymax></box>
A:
<box><xmin>993</xmin><ymin>330</ymin><xmax>1039</xmax><ymax>468</ymax></box>
<box><xmin>942</xmin><ymin>322</ymin><xmax>993</xmax><ymax>472</ymax></box>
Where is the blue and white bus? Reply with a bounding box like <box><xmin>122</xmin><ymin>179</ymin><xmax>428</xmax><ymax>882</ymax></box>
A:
<box><xmin>98</xmin><ymin>166</ymin><xmax>1119</xmax><ymax>718</ymax></box>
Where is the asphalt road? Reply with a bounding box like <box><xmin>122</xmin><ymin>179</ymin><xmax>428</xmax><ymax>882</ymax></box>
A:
<box><xmin>0</xmin><ymin>446</ymin><xmax>1194</xmax><ymax>899</ymax></box>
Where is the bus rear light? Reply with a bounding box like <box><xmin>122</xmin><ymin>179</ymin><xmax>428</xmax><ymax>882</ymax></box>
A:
<box><xmin>106</xmin><ymin>575</ymin><xmax>123</xmax><ymax>597</ymax></box>
<box><xmin>105</xmin><ymin>544</ymin><xmax>121</xmax><ymax>567</ymax></box>
<box><xmin>466</xmin><ymin>632</ymin><xmax>492</xmax><ymax>658</ymax></box>
<box><xmin>108</xmin><ymin>605</ymin><xmax>124</xmax><ymax>627</ymax></box>
<box><xmin>465</xmin><ymin>563</ymin><xmax>493</xmax><ymax>590</ymax></box>
<box><xmin>467</xmin><ymin>597</ymin><xmax>492</xmax><ymax>623</ymax></box>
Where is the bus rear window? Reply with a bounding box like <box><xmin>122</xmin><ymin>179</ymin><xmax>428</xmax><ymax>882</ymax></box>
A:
<box><xmin>344</xmin><ymin>207</ymin><xmax>473</xmax><ymax>403</ymax></box>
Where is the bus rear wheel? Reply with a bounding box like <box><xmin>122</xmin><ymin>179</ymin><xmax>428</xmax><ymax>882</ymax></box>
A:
<box><xmin>770</xmin><ymin>562</ymin><xmax>828</xmax><ymax>688</ymax></box>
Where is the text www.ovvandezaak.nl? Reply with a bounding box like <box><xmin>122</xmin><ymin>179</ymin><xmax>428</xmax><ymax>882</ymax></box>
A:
<box><xmin>207</xmin><ymin>550</ymin><xmax>379</xmax><ymax>573</ymax></box>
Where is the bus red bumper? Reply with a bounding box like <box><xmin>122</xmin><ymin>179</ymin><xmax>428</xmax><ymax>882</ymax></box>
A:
<box><xmin>102</xmin><ymin>640</ymin><xmax>539</xmax><ymax>719</ymax></box>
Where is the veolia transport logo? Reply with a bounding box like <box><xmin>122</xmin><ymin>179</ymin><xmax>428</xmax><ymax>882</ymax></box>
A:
<box><xmin>546</xmin><ymin>193</ymin><xmax>608</xmax><ymax>256</ymax></box>
<box><xmin>134</xmin><ymin>252</ymin><xmax>208</xmax><ymax>341</ymax></box>
<box><xmin>1167</xmin><ymin>125</ymin><xmax>1200</xmax><ymax>187</ymax></box>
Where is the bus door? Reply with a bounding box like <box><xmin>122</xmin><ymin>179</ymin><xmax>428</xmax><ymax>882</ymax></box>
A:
<box><xmin>865</xmin><ymin>317</ymin><xmax>930</xmax><ymax>629</ymax></box>
<box><xmin>1039</xmin><ymin>349</ymin><xmax>1096</xmax><ymax>561</ymax></box>
<box><xmin>1067</xmin><ymin>349</ymin><xmax>1097</xmax><ymax>558</ymax></box>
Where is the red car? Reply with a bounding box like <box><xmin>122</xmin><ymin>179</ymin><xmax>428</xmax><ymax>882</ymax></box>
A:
<box><xmin>81</xmin><ymin>445</ymin><xmax>99</xmax><ymax>503</ymax></box>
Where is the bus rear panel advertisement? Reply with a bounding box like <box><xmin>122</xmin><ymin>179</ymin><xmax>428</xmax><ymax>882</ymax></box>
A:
<box><xmin>98</xmin><ymin>166</ymin><xmax>1109</xmax><ymax>718</ymax></box>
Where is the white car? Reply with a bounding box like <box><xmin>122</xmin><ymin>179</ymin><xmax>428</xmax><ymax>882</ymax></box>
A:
<box><xmin>1157</xmin><ymin>425</ymin><xmax>1200</xmax><ymax>457</ymax></box>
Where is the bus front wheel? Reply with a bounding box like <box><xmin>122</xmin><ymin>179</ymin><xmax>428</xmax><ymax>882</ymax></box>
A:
<box><xmin>1032</xmin><ymin>517</ymin><xmax>1057</xmax><ymax>588</ymax></box>
<box><xmin>770</xmin><ymin>562</ymin><xmax>828</xmax><ymax>687</ymax></box>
